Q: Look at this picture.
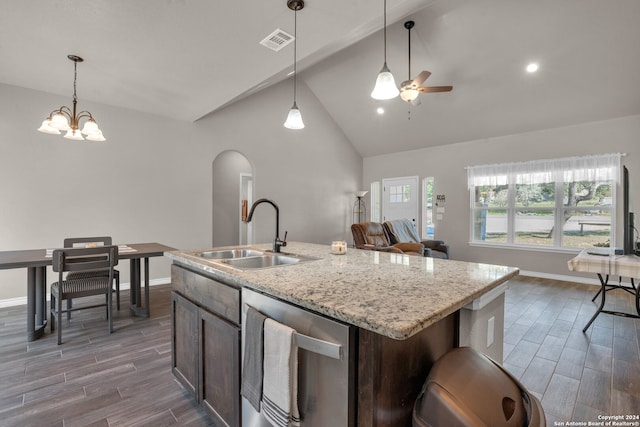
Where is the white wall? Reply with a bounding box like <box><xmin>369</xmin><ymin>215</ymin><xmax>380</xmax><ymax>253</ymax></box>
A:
<box><xmin>0</xmin><ymin>79</ymin><xmax>362</xmax><ymax>301</ymax></box>
<box><xmin>363</xmin><ymin>114</ymin><xmax>640</xmax><ymax>280</ymax></box>
<box><xmin>0</xmin><ymin>83</ymin><xmax>205</xmax><ymax>301</ymax></box>
<box><xmin>193</xmin><ymin>78</ymin><xmax>361</xmax><ymax>248</ymax></box>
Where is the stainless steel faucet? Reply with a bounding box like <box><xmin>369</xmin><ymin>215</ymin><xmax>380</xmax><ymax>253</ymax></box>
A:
<box><xmin>245</xmin><ymin>198</ymin><xmax>287</xmax><ymax>253</ymax></box>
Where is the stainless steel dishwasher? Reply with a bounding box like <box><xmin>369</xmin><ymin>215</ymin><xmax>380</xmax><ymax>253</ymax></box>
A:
<box><xmin>241</xmin><ymin>288</ymin><xmax>356</xmax><ymax>426</ymax></box>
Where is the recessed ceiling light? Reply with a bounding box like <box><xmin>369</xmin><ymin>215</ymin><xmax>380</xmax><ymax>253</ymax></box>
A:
<box><xmin>526</xmin><ymin>63</ymin><xmax>539</xmax><ymax>73</ymax></box>
<box><xmin>377</xmin><ymin>107</ymin><xmax>384</xmax><ymax>115</ymax></box>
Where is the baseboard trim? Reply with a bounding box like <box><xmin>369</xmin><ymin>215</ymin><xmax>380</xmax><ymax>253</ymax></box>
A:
<box><xmin>0</xmin><ymin>277</ymin><xmax>171</xmax><ymax>308</ymax></box>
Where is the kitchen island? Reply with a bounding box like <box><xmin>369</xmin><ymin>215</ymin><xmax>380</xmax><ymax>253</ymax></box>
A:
<box><xmin>166</xmin><ymin>242</ymin><xmax>519</xmax><ymax>427</ymax></box>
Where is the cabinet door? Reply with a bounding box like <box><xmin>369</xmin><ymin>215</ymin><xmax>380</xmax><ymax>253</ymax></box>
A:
<box><xmin>200</xmin><ymin>308</ymin><xmax>241</xmax><ymax>427</ymax></box>
<box><xmin>171</xmin><ymin>291</ymin><xmax>199</xmax><ymax>398</ymax></box>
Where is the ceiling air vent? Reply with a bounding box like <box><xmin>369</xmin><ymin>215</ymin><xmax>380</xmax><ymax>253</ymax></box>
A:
<box><xmin>260</xmin><ymin>28</ymin><xmax>294</xmax><ymax>52</ymax></box>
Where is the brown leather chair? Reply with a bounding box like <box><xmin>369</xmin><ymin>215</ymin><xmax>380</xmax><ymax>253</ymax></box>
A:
<box><xmin>351</xmin><ymin>222</ymin><xmax>424</xmax><ymax>255</ymax></box>
<box><xmin>383</xmin><ymin>219</ymin><xmax>450</xmax><ymax>259</ymax></box>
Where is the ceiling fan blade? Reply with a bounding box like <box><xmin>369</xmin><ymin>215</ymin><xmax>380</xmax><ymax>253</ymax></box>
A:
<box><xmin>399</xmin><ymin>79</ymin><xmax>413</xmax><ymax>90</ymax></box>
<box><xmin>412</xmin><ymin>71</ymin><xmax>431</xmax><ymax>87</ymax></box>
<box><xmin>418</xmin><ymin>85</ymin><xmax>453</xmax><ymax>93</ymax></box>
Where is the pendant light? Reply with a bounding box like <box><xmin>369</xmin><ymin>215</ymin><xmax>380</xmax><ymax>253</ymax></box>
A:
<box><xmin>37</xmin><ymin>55</ymin><xmax>106</xmax><ymax>141</ymax></box>
<box><xmin>370</xmin><ymin>0</ymin><xmax>399</xmax><ymax>100</ymax></box>
<box><xmin>284</xmin><ymin>0</ymin><xmax>305</xmax><ymax>130</ymax></box>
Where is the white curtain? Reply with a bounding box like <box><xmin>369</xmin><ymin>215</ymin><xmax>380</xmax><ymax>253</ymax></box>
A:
<box><xmin>467</xmin><ymin>153</ymin><xmax>622</xmax><ymax>188</ymax></box>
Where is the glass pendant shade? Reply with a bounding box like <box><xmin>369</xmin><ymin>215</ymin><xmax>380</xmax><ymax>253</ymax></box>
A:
<box><xmin>371</xmin><ymin>63</ymin><xmax>399</xmax><ymax>100</ymax></box>
<box><xmin>86</xmin><ymin>130</ymin><xmax>106</xmax><ymax>141</ymax></box>
<box><xmin>51</xmin><ymin>113</ymin><xmax>71</xmax><ymax>131</ymax></box>
<box><xmin>63</xmin><ymin>129</ymin><xmax>84</xmax><ymax>140</ymax></box>
<box><xmin>81</xmin><ymin>118</ymin><xmax>99</xmax><ymax>135</ymax></box>
<box><xmin>284</xmin><ymin>102</ymin><xmax>305</xmax><ymax>129</ymax></box>
<box><xmin>37</xmin><ymin>119</ymin><xmax>60</xmax><ymax>134</ymax></box>
<box><xmin>284</xmin><ymin>1</ymin><xmax>304</xmax><ymax>130</ymax></box>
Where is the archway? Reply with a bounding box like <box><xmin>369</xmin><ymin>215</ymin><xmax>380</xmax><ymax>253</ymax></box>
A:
<box><xmin>212</xmin><ymin>150</ymin><xmax>253</xmax><ymax>246</ymax></box>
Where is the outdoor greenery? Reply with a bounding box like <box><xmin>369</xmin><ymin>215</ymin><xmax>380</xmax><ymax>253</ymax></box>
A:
<box><xmin>474</xmin><ymin>180</ymin><xmax>613</xmax><ymax>248</ymax></box>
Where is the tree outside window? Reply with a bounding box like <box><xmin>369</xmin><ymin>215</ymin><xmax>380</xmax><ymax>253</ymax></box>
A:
<box><xmin>468</xmin><ymin>154</ymin><xmax>620</xmax><ymax>250</ymax></box>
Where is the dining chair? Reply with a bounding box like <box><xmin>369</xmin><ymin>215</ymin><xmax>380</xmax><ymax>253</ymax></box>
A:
<box><xmin>64</xmin><ymin>237</ymin><xmax>121</xmax><ymax>312</ymax></box>
<box><xmin>50</xmin><ymin>245</ymin><xmax>119</xmax><ymax>345</ymax></box>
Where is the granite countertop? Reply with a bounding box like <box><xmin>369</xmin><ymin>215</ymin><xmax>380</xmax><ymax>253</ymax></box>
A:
<box><xmin>165</xmin><ymin>242</ymin><xmax>519</xmax><ymax>340</ymax></box>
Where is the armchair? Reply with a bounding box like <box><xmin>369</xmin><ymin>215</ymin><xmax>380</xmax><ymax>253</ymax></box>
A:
<box><xmin>351</xmin><ymin>222</ymin><xmax>424</xmax><ymax>256</ymax></box>
<box><xmin>383</xmin><ymin>219</ymin><xmax>450</xmax><ymax>259</ymax></box>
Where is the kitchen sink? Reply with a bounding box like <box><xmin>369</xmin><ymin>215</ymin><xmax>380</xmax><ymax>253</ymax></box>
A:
<box><xmin>218</xmin><ymin>253</ymin><xmax>320</xmax><ymax>270</ymax></box>
<box><xmin>193</xmin><ymin>247</ymin><xmax>320</xmax><ymax>270</ymax></box>
<box><xmin>197</xmin><ymin>249</ymin><xmax>264</xmax><ymax>259</ymax></box>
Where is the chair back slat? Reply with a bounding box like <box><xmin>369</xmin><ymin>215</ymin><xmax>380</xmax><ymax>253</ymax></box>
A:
<box><xmin>52</xmin><ymin>246</ymin><xmax>118</xmax><ymax>273</ymax></box>
<box><xmin>63</xmin><ymin>236</ymin><xmax>113</xmax><ymax>249</ymax></box>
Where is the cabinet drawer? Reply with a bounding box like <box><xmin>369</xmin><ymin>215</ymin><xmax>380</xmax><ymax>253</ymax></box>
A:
<box><xmin>171</xmin><ymin>264</ymin><xmax>240</xmax><ymax>324</ymax></box>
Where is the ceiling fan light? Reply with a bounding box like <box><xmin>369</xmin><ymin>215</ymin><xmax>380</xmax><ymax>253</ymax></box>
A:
<box><xmin>51</xmin><ymin>112</ymin><xmax>71</xmax><ymax>131</ymax></box>
<box><xmin>37</xmin><ymin>118</ymin><xmax>60</xmax><ymax>134</ymax></box>
<box><xmin>371</xmin><ymin>63</ymin><xmax>399</xmax><ymax>100</ymax></box>
<box><xmin>284</xmin><ymin>102</ymin><xmax>305</xmax><ymax>129</ymax></box>
<box><xmin>400</xmin><ymin>87</ymin><xmax>419</xmax><ymax>103</ymax></box>
<box><xmin>63</xmin><ymin>129</ymin><xmax>84</xmax><ymax>140</ymax></box>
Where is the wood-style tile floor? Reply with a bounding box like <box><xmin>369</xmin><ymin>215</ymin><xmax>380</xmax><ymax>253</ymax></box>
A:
<box><xmin>0</xmin><ymin>285</ymin><xmax>213</xmax><ymax>427</ymax></box>
<box><xmin>504</xmin><ymin>276</ymin><xmax>640</xmax><ymax>425</ymax></box>
<box><xmin>0</xmin><ymin>278</ymin><xmax>638</xmax><ymax>426</ymax></box>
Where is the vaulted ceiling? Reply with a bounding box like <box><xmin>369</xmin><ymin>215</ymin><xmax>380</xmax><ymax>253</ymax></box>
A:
<box><xmin>2</xmin><ymin>0</ymin><xmax>639</xmax><ymax>157</ymax></box>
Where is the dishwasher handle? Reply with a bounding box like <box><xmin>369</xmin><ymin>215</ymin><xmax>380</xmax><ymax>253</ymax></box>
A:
<box><xmin>295</xmin><ymin>332</ymin><xmax>343</xmax><ymax>360</ymax></box>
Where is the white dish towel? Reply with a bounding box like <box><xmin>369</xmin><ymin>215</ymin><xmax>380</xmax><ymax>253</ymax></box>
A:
<box><xmin>261</xmin><ymin>318</ymin><xmax>300</xmax><ymax>427</ymax></box>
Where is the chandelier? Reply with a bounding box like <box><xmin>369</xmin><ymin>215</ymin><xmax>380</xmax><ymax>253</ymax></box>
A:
<box><xmin>37</xmin><ymin>55</ymin><xmax>105</xmax><ymax>141</ymax></box>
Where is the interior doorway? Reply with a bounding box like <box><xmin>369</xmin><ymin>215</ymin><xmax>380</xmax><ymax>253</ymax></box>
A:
<box><xmin>212</xmin><ymin>151</ymin><xmax>253</xmax><ymax>247</ymax></box>
<box><xmin>382</xmin><ymin>176</ymin><xmax>419</xmax><ymax>226</ymax></box>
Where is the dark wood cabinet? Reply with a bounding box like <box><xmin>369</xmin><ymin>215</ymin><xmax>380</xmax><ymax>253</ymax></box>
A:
<box><xmin>171</xmin><ymin>291</ymin><xmax>199</xmax><ymax>397</ymax></box>
<box><xmin>171</xmin><ymin>264</ymin><xmax>241</xmax><ymax>427</ymax></box>
<box><xmin>200</xmin><ymin>308</ymin><xmax>240</xmax><ymax>426</ymax></box>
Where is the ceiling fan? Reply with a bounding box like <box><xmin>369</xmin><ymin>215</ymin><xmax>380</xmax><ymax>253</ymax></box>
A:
<box><xmin>399</xmin><ymin>20</ymin><xmax>453</xmax><ymax>105</ymax></box>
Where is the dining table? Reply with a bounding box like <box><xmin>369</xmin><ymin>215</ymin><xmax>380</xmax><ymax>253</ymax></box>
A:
<box><xmin>0</xmin><ymin>242</ymin><xmax>176</xmax><ymax>341</ymax></box>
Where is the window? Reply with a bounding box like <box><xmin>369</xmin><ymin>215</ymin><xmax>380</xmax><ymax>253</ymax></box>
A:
<box><xmin>422</xmin><ymin>177</ymin><xmax>435</xmax><ymax>239</ymax></box>
<box><xmin>467</xmin><ymin>154</ymin><xmax>621</xmax><ymax>250</ymax></box>
<box><xmin>370</xmin><ymin>181</ymin><xmax>381</xmax><ymax>222</ymax></box>
<box><xmin>388</xmin><ymin>184</ymin><xmax>411</xmax><ymax>203</ymax></box>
